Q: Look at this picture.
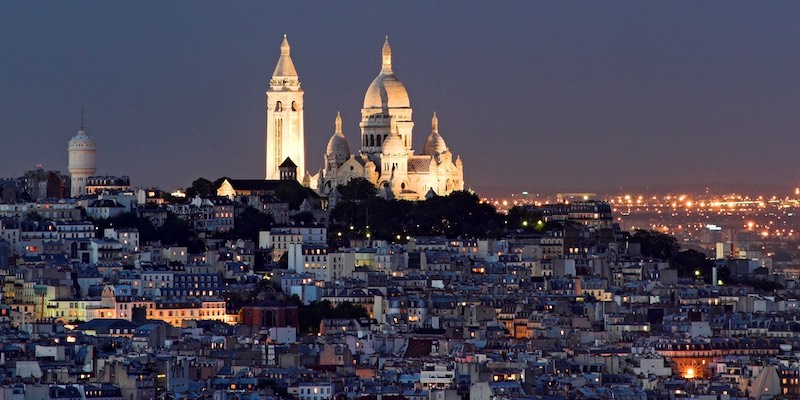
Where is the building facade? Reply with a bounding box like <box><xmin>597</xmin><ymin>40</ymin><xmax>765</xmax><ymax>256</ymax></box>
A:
<box><xmin>263</xmin><ymin>36</ymin><xmax>465</xmax><ymax>200</ymax></box>
<box><xmin>265</xmin><ymin>35</ymin><xmax>305</xmax><ymax>181</ymax></box>
<box><xmin>68</xmin><ymin>126</ymin><xmax>97</xmax><ymax>198</ymax></box>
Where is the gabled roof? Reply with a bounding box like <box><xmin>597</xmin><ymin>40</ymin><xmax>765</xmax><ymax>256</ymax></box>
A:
<box><xmin>407</xmin><ymin>156</ymin><xmax>432</xmax><ymax>173</ymax></box>
<box><xmin>279</xmin><ymin>157</ymin><xmax>297</xmax><ymax>168</ymax></box>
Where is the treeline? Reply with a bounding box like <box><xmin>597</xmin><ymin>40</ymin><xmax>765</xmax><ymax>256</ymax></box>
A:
<box><xmin>330</xmin><ymin>178</ymin><xmax>505</xmax><ymax>241</ymax></box>
<box><xmin>626</xmin><ymin>229</ymin><xmax>783</xmax><ymax>290</ymax></box>
<box><xmin>91</xmin><ymin>206</ymin><xmax>273</xmax><ymax>253</ymax></box>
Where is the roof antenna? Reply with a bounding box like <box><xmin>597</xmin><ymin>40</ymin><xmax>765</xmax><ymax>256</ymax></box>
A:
<box><xmin>80</xmin><ymin>109</ymin><xmax>85</xmax><ymax>131</ymax></box>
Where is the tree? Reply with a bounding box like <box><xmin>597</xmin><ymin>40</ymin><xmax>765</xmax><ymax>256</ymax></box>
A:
<box><xmin>506</xmin><ymin>206</ymin><xmax>544</xmax><ymax>232</ymax></box>
<box><xmin>329</xmin><ymin>189</ymin><xmax>504</xmax><ymax>241</ymax></box>
<box><xmin>275</xmin><ymin>183</ymin><xmax>314</xmax><ymax>209</ymax></box>
<box><xmin>291</xmin><ymin>211</ymin><xmax>316</xmax><ymax>225</ymax></box>
<box><xmin>163</xmin><ymin>193</ymin><xmax>188</xmax><ymax>204</ymax></box>
<box><xmin>232</xmin><ymin>207</ymin><xmax>274</xmax><ymax>242</ymax></box>
<box><xmin>671</xmin><ymin>249</ymin><xmax>715</xmax><ymax>278</ymax></box>
<box><xmin>412</xmin><ymin>191</ymin><xmax>504</xmax><ymax>238</ymax></box>
<box><xmin>186</xmin><ymin>178</ymin><xmax>215</xmax><ymax>198</ymax></box>
<box><xmin>337</xmin><ymin>178</ymin><xmax>377</xmax><ymax>202</ymax></box>
<box><xmin>628</xmin><ymin>230</ymin><xmax>680</xmax><ymax>260</ymax></box>
<box><xmin>160</xmin><ymin>214</ymin><xmax>191</xmax><ymax>246</ymax></box>
<box><xmin>90</xmin><ymin>212</ymin><xmax>158</xmax><ymax>242</ymax></box>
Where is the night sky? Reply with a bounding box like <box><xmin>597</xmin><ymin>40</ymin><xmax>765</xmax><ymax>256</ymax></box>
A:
<box><xmin>2</xmin><ymin>2</ymin><xmax>800</xmax><ymax>196</ymax></box>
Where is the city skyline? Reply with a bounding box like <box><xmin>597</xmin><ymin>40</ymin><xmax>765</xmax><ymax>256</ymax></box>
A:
<box><xmin>2</xmin><ymin>2</ymin><xmax>800</xmax><ymax>196</ymax></box>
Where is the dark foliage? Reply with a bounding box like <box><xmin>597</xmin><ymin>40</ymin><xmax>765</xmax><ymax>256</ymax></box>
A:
<box><xmin>230</xmin><ymin>207</ymin><xmax>274</xmax><ymax>243</ymax></box>
<box><xmin>337</xmin><ymin>177</ymin><xmax>378</xmax><ymax>202</ymax></box>
<box><xmin>506</xmin><ymin>206</ymin><xmax>544</xmax><ymax>232</ymax></box>
<box><xmin>628</xmin><ymin>230</ymin><xmax>680</xmax><ymax>260</ymax></box>
<box><xmin>275</xmin><ymin>184</ymin><xmax>316</xmax><ymax>210</ymax></box>
<box><xmin>291</xmin><ymin>211</ymin><xmax>316</xmax><ymax>225</ymax></box>
<box><xmin>91</xmin><ymin>212</ymin><xmax>202</xmax><ymax>252</ymax></box>
<box><xmin>671</xmin><ymin>249</ymin><xmax>716</xmax><ymax>279</ymax></box>
<box><xmin>297</xmin><ymin>300</ymin><xmax>369</xmax><ymax>334</ymax></box>
<box><xmin>185</xmin><ymin>178</ymin><xmax>214</xmax><ymax>198</ymax></box>
<box><xmin>329</xmin><ymin>187</ymin><xmax>503</xmax><ymax>241</ymax></box>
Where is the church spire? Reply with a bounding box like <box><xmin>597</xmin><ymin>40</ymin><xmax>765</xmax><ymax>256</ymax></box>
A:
<box><xmin>280</xmin><ymin>34</ymin><xmax>290</xmax><ymax>55</ymax></box>
<box><xmin>381</xmin><ymin>35</ymin><xmax>392</xmax><ymax>73</ymax></box>
<box><xmin>335</xmin><ymin>111</ymin><xmax>343</xmax><ymax>135</ymax></box>
<box><xmin>432</xmin><ymin>111</ymin><xmax>438</xmax><ymax>133</ymax></box>
<box><xmin>272</xmin><ymin>34</ymin><xmax>298</xmax><ymax>78</ymax></box>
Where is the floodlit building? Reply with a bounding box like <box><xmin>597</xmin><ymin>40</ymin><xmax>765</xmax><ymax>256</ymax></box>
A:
<box><xmin>68</xmin><ymin>125</ymin><xmax>97</xmax><ymax>198</ymax></box>
<box><xmin>263</xmin><ymin>36</ymin><xmax>465</xmax><ymax>200</ymax></box>
<box><xmin>265</xmin><ymin>35</ymin><xmax>305</xmax><ymax>181</ymax></box>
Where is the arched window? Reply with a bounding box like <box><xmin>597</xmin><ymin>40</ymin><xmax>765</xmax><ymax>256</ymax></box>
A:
<box><xmin>275</xmin><ymin>101</ymin><xmax>283</xmax><ymax>112</ymax></box>
<box><xmin>291</xmin><ymin>101</ymin><xmax>298</xmax><ymax>111</ymax></box>
<box><xmin>369</xmin><ymin>135</ymin><xmax>375</xmax><ymax>147</ymax></box>
<box><xmin>376</xmin><ymin>135</ymin><xmax>382</xmax><ymax>146</ymax></box>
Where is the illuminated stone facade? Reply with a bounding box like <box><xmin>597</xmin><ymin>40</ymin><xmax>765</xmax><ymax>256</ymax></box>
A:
<box><xmin>265</xmin><ymin>35</ymin><xmax>305</xmax><ymax>181</ymax></box>
<box><xmin>263</xmin><ymin>36</ymin><xmax>465</xmax><ymax>200</ymax></box>
<box><xmin>68</xmin><ymin>127</ymin><xmax>97</xmax><ymax>197</ymax></box>
<box><xmin>311</xmin><ymin>37</ymin><xmax>464</xmax><ymax>200</ymax></box>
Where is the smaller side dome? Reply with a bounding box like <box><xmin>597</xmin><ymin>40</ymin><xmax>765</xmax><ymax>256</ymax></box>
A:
<box><xmin>423</xmin><ymin>112</ymin><xmax>448</xmax><ymax>155</ymax></box>
<box><xmin>326</xmin><ymin>112</ymin><xmax>351</xmax><ymax>165</ymax></box>
<box><xmin>382</xmin><ymin>130</ymin><xmax>405</xmax><ymax>156</ymax></box>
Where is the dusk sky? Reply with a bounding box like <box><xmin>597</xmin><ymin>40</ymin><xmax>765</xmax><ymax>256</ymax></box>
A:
<box><xmin>2</xmin><ymin>2</ymin><xmax>800</xmax><ymax>196</ymax></box>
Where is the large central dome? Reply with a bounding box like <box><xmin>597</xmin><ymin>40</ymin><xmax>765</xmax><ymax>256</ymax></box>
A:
<box><xmin>363</xmin><ymin>37</ymin><xmax>410</xmax><ymax>109</ymax></box>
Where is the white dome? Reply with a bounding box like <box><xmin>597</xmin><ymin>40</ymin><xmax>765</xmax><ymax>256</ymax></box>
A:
<box><xmin>69</xmin><ymin>130</ymin><xmax>95</xmax><ymax>145</ymax></box>
<box><xmin>326</xmin><ymin>133</ymin><xmax>350</xmax><ymax>158</ymax></box>
<box><xmin>423</xmin><ymin>112</ymin><xmax>447</xmax><ymax>155</ymax></box>
<box><xmin>326</xmin><ymin>113</ymin><xmax>350</xmax><ymax>164</ymax></box>
<box><xmin>424</xmin><ymin>132</ymin><xmax>448</xmax><ymax>155</ymax></box>
<box><xmin>363</xmin><ymin>73</ymin><xmax>410</xmax><ymax>109</ymax></box>
<box><xmin>363</xmin><ymin>36</ymin><xmax>410</xmax><ymax>109</ymax></box>
<box><xmin>382</xmin><ymin>131</ymin><xmax>405</xmax><ymax>155</ymax></box>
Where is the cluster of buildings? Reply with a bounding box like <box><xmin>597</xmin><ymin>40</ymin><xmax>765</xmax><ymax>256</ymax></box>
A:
<box><xmin>1</xmin><ymin>36</ymin><xmax>799</xmax><ymax>400</ymax></box>
<box><xmin>1</xmin><ymin>188</ymin><xmax>799</xmax><ymax>399</ymax></box>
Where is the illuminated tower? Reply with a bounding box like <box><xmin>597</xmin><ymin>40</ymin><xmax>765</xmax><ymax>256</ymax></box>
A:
<box><xmin>360</xmin><ymin>36</ymin><xmax>414</xmax><ymax>159</ymax></box>
<box><xmin>266</xmin><ymin>34</ymin><xmax>304</xmax><ymax>181</ymax></box>
<box><xmin>68</xmin><ymin>117</ymin><xmax>97</xmax><ymax>198</ymax></box>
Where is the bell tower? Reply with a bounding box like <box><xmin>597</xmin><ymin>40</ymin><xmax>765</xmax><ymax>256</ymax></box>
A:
<box><xmin>266</xmin><ymin>35</ymin><xmax>304</xmax><ymax>180</ymax></box>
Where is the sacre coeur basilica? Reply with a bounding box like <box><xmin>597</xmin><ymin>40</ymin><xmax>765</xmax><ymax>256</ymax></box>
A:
<box><xmin>264</xmin><ymin>35</ymin><xmax>465</xmax><ymax>201</ymax></box>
